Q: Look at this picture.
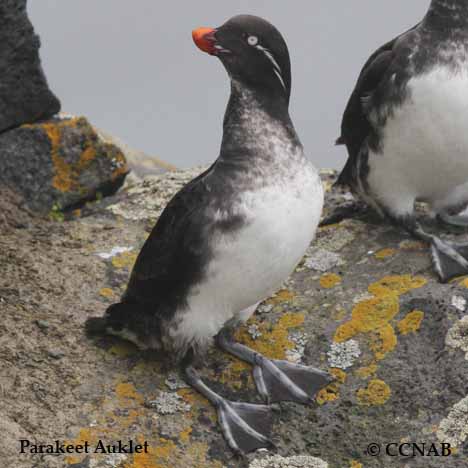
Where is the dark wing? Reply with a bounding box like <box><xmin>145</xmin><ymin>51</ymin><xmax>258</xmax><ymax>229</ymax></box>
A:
<box><xmin>336</xmin><ymin>24</ymin><xmax>420</xmax><ymax>187</ymax></box>
<box><xmin>122</xmin><ymin>164</ymin><xmax>216</xmax><ymax>317</ymax></box>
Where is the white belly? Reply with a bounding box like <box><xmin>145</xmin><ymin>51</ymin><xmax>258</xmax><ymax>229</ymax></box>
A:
<box><xmin>175</xmin><ymin>162</ymin><xmax>323</xmax><ymax>347</ymax></box>
<box><xmin>367</xmin><ymin>67</ymin><xmax>468</xmax><ymax>216</ymax></box>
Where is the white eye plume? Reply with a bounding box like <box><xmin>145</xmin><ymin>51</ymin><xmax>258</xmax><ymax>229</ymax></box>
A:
<box><xmin>247</xmin><ymin>35</ymin><xmax>259</xmax><ymax>46</ymax></box>
<box><xmin>255</xmin><ymin>44</ymin><xmax>286</xmax><ymax>91</ymax></box>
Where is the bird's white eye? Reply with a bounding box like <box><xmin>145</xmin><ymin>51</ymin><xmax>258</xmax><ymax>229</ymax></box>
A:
<box><xmin>247</xmin><ymin>35</ymin><xmax>258</xmax><ymax>46</ymax></box>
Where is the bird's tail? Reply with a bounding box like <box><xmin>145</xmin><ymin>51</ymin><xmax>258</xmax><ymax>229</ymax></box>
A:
<box><xmin>85</xmin><ymin>302</ymin><xmax>129</xmax><ymax>336</ymax></box>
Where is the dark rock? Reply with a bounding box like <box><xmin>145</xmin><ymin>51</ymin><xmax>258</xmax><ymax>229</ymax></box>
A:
<box><xmin>0</xmin><ymin>0</ymin><xmax>60</xmax><ymax>132</ymax></box>
<box><xmin>0</xmin><ymin>116</ymin><xmax>129</xmax><ymax>214</ymax></box>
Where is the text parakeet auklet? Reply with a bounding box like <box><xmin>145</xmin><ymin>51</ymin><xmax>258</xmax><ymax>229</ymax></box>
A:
<box><xmin>324</xmin><ymin>0</ymin><xmax>468</xmax><ymax>282</ymax></box>
<box><xmin>86</xmin><ymin>15</ymin><xmax>331</xmax><ymax>454</ymax></box>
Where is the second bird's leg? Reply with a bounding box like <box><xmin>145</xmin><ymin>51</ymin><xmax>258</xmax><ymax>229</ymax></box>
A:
<box><xmin>397</xmin><ymin>216</ymin><xmax>468</xmax><ymax>282</ymax></box>
<box><xmin>183</xmin><ymin>363</ymin><xmax>273</xmax><ymax>455</ymax></box>
<box><xmin>216</xmin><ymin>329</ymin><xmax>333</xmax><ymax>405</ymax></box>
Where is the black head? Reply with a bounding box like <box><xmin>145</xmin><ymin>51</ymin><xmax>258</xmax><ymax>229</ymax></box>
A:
<box><xmin>193</xmin><ymin>15</ymin><xmax>291</xmax><ymax>103</ymax></box>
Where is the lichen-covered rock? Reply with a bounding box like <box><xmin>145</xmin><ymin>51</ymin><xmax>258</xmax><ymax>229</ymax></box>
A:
<box><xmin>1</xmin><ymin>169</ymin><xmax>467</xmax><ymax>468</ymax></box>
<box><xmin>0</xmin><ymin>0</ymin><xmax>60</xmax><ymax>132</ymax></box>
<box><xmin>0</xmin><ymin>116</ymin><xmax>129</xmax><ymax>214</ymax></box>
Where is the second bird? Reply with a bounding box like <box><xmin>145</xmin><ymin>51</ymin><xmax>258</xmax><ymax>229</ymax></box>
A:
<box><xmin>328</xmin><ymin>0</ymin><xmax>468</xmax><ymax>282</ymax></box>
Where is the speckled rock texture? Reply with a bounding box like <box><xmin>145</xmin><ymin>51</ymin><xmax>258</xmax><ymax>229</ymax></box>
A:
<box><xmin>1</xmin><ymin>169</ymin><xmax>467</xmax><ymax>468</ymax></box>
<box><xmin>0</xmin><ymin>0</ymin><xmax>60</xmax><ymax>132</ymax></box>
<box><xmin>0</xmin><ymin>116</ymin><xmax>129</xmax><ymax>214</ymax></box>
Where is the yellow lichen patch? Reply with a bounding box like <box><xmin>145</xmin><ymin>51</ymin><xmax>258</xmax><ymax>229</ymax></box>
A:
<box><xmin>368</xmin><ymin>275</ymin><xmax>427</xmax><ymax>297</ymax></box>
<box><xmin>316</xmin><ymin>368</ymin><xmax>345</xmax><ymax>405</ymax></box>
<box><xmin>33</xmin><ymin>118</ymin><xmax>128</xmax><ymax>195</ymax></box>
<box><xmin>116</xmin><ymin>382</ymin><xmax>145</xmax><ymax>404</ymax></box>
<box><xmin>334</xmin><ymin>295</ymin><xmax>399</xmax><ymax>343</ymax></box>
<box><xmin>112</xmin><ymin>251</ymin><xmax>138</xmax><ymax>270</ymax></box>
<box><xmin>235</xmin><ymin>313</ymin><xmax>305</xmax><ymax>360</ymax></box>
<box><xmin>375</xmin><ymin>248</ymin><xmax>396</xmax><ymax>260</ymax></box>
<box><xmin>399</xmin><ymin>240</ymin><xmax>427</xmax><ymax>251</ymax></box>
<box><xmin>109</xmin><ymin>342</ymin><xmax>139</xmax><ymax>358</ymax></box>
<box><xmin>357</xmin><ymin>379</ymin><xmax>391</xmax><ymax>406</ymax></box>
<box><xmin>316</xmin><ymin>382</ymin><xmax>340</xmax><ymax>405</ymax></box>
<box><xmin>320</xmin><ymin>273</ymin><xmax>342</xmax><ymax>289</ymax></box>
<box><xmin>398</xmin><ymin>310</ymin><xmax>425</xmax><ymax>335</ymax></box>
<box><xmin>355</xmin><ymin>363</ymin><xmax>378</xmax><ymax>379</ymax></box>
<box><xmin>331</xmin><ymin>368</ymin><xmax>347</xmax><ymax>384</ymax></box>
<box><xmin>218</xmin><ymin>359</ymin><xmax>251</xmax><ymax>389</ymax></box>
<box><xmin>99</xmin><ymin>287</ymin><xmax>115</xmax><ymax>298</ymax></box>
<box><xmin>268</xmin><ymin>289</ymin><xmax>295</xmax><ymax>304</ymax></box>
<box><xmin>179</xmin><ymin>427</ymin><xmax>192</xmax><ymax>443</ymax></box>
<box><xmin>459</xmin><ymin>277</ymin><xmax>468</xmax><ymax>289</ymax></box>
<box><xmin>369</xmin><ymin>324</ymin><xmax>397</xmax><ymax>361</ymax></box>
<box><xmin>350</xmin><ymin>461</ymin><xmax>363</xmax><ymax>468</ymax></box>
<box><xmin>333</xmin><ymin>275</ymin><xmax>427</xmax><ymax>391</ymax></box>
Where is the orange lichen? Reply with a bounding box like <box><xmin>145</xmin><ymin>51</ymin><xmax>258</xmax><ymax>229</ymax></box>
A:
<box><xmin>320</xmin><ymin>273</ymin><xmax>342</xmax><ymax>289</ymax></box>
<box><xmin>234</xmin><ymin>312</ymin><xmax>305</xmax><ymax>360</ymax></box>
<box><xmin>335</xmin><ymin>276</ymin><xmax>427</xmax><ymax>361</ymax></box>
<box><xmin>368</xmin><ymin>275</ymin><xmax>427</xmax><ymax>297</ymax></box>
<box><xmin>33</xmin><ymin>118</ymin><xmax>129</xmax><ymax>195</ymax></box>
<box><xmin>112</xmin><ymin>251</ymin><xmax>138</xmax><ymax>270</ymax></box>
<box><xmin>116</xmin><ymin>382</ymin><xmax>145</xmax><ymax>404</ymax></box>
<box><xmin>375</xmin><ymin>248</ymin><xmax>396</xmax><ymax>260</ymax></box>
<box><xmin>369</xmin><ymin>324</ymin><xmax>397</xmax><ymax>361</ymax></box>
<box><xmin>99</xmin><ymin>287</ymin><xmax>115</xmax><ymax>298</ymax></box>
<box><xmin>334</xmin><ymin>295</ymin><xmax>399</xmax><ymax>343</ymax></box>
<box><xmin>357</xmin><ymin>379</ymin><xmax>391</xmax><ymax>406</ymax></box>
<box><xmin>316</xmin><ymin>368</ymin><xmax>346</xmax><ymax>405</ymax></box>
<box><xmin>355</xmin><ymin>363</ymin><xmax>378</xmax><ymax>379</ymax></box>
<box><xmin>350</xmin><ymin>461</ymin><xmax>363</xmax><ymax>468</ymax></box>
<box><xmin>316</xmin><ymin>384</ymin><xmax>339</xmax><ymax>405</ymax></box>
<box><xmin>179</xmin><ymin>427</ymin><xmax>192</xmax><ymax>443</ymax></box>
<box><xmin>397</xmin><ymin>310</ymin><xmax>424</xmax><ymax>335</ymax></box>
<box><xmin>460</xmin><ymin>278</ymin><xmax>468</xmax><ymax>289</ymax></box>
<box><xmin>268</xmin><ymin>289</ymin><xmax>295</xmax><ymax>304</ymax></box>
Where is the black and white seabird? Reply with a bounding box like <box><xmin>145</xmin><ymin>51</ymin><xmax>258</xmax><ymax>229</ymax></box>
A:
<box><xmin>86</xmin><ymin>15</ymin><xmax>331</xmax><ymax>454</ymax></box>
<box><xmin>324</xmin><ymin>0</ymin><xmax>468</xmax><ymax>282</ymax></box>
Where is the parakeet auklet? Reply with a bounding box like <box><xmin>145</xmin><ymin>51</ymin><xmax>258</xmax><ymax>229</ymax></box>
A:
<box><xmin>86</xmin><ymin>15</ymin><xmax>331</xmax><ymax>454</ymax></box>
<box><xmin>324</xmin><ymin>0</ymin><xmax>468</xmax><ymax>282</ymax></box>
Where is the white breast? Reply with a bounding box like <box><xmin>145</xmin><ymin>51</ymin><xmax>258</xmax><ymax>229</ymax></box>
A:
<box><xmin>174</xmin><ymin>160</ymin><xmax>323</xmax><ymax>349</ymax></box>
<box><xmin>367</xmin><ymin>66</ymin><xmax>468</xmax><ymax>216</ymax></box>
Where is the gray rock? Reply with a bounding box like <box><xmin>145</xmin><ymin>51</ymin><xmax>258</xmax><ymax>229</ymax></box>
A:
<box><xmin>0</xmin><ymin>116</ymin><xmax>129</xmax><ymax>214</ymax></box>
<box><xmin>0</xmin><ymin>0</ymin><xmax>60</xmax><ymax>132</ymax></box>
<box><xmin>1</xmin><ymin>168</ymin><xmax>467</xmax><ymax>468</ymax></box>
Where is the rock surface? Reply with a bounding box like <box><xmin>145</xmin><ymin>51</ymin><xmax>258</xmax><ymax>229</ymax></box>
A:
<box><xmin>0</xmin><ymin>116</ymin><xmax>129</xmax><ymax>214</ymax></box>
<box><xmin>0</xmin><ymin>169</ymin><xmax>467</xmax><ymax>468</ymax></box>
<box><xmin>0</xmin><ymin>0</ymin><xmax>60</xmax><ymax>132</ymax></box>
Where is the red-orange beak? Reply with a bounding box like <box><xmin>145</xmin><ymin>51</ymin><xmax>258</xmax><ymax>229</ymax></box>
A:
<box><xmin>192</xmin><ymin>27</ymin><xmax>218</xmax><ymax>55</ymax></box>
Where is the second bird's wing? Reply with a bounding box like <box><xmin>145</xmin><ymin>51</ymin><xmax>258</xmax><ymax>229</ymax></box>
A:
<box><xmin>335</xmin><ymin>24</ymin><xmax>420</xmax><ymax>188</ymax></box>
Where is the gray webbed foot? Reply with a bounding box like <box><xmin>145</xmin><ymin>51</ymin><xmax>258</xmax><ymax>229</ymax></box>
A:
<box><xmin>430</xmin><ymin>239</ymin><xmax>468</xmax><ymax>283</ymax></box>
<box><xmin>216</xmin><ymin>330</ymin><xmax>333</xmax><ymax>405</ymax></box>
<box><xmin>399</xmin><ymin>218</ymin><xmax>468</xmax><ymax>283</ymax></box>
<box><xmin>184</xmin><ymin>366</ymin><xmax>274</xmax><ymax>455</ymax></box>
<box><xmin>253</xmin><ymin>355</ymin><xmax>334</xmax><ymax>405</ymax></box>
<box><xmin>438</xmin><ymin>211</ymin><xmax>468</xmax><ymax>228</ymax></box>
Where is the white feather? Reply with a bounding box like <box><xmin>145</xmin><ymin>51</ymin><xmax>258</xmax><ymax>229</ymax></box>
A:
<box><xmin>367</xmin><ymin>65</ymin><xmax>468</xmax><ymax>216</ymax></box>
